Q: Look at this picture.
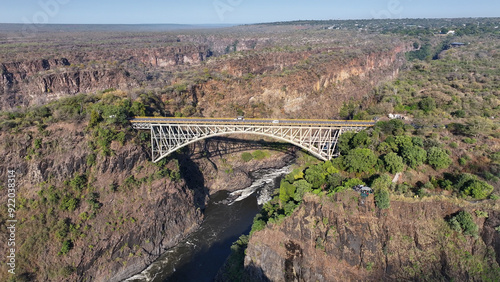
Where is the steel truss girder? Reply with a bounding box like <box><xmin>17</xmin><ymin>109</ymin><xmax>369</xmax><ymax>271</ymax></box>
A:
<box><xmin>143</xmin><ymin>123</ymin><xmax>365</xmax><ymax>163</ymax></box>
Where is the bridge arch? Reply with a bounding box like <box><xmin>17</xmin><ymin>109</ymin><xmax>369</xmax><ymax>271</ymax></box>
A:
<box><xmin>154</xmin><ymin>131</ymin><xmax>328</xmax><ymax>163</ymax></box>
<box><xmin>146</xmin><ymin>123</ymin><xmax>364</xmax><ymax>163</ymax></box>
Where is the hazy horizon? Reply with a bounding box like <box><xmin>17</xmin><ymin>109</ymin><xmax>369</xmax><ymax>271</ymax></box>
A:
<box><xmin>1</xmin><ymin>1</ymin><xmax>499</xmax><ymax>25</ymax></box>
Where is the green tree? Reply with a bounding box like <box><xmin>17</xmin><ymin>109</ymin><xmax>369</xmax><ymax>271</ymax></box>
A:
<box><xmin>304</xmin><ymin>165</ymin><xmax>327</xmax><ymax>189</ymax></box>
<box><xmin>343</xmin><ymin>148</ymin><xmax>377</xmax><ymax>173</ymax></box>
<box><xmin>427</xmin><ymin>147</ymin><xmax>452</xmax><ymax>170</ymax></box>
<box><xmin>448</xmin><ymin>211</ymin><xmax>478</xmax><ymax>237</ymax></box>
<box><xmin>279</xmin><ymin>180</ymin><xmax>296</xmax><ymax>204</ymax></box>
<box><xmin>293</xmin><ymin>180</ymin><xmax>313</xmax><ymax>202</ymax></box>
<box><xmin>130</xmin><ymin>101</ymin><xmax>146</xmax><ymax>116</ymax></box>
<box><xmin>371</xmin><ymin>174</ymin><xmax>392</xmax><ymax>191</ymax></box>
<box><xmin>395</xmin><ymin>135</ymin><xmax>413</xmax><ymax>150</ymax></box>
<box><xmin>326</xmin><ymin>173</ymin><xmax>344</xmax><ymax>190</ymax></box>
<box><xmin>375</xmin><ymin>189</ymin><xmax>390</xmax><ymax>209</ymax></box>
<box><xmin>377</xmin><ymin>142</ymin><xmax>396</xmax><ymax>154</ymax></box>
<box><xmin>322</xmin><ymin>161</ymin><xmax>339</xmax><ymax>174</ymax></box>
<box><xmin>376</xmin><ymin>119</ymin><xmax>405</xmax><ymax>135</ymax></box>
<box><xmin>419</xmin><ymin>97</ymin><xmax>436</xmax><ymax>113</ymax></box>
<box><xmin>463</xmin><ymin>180</ymin><xmax>494</xmax><ymax>199</ymax></box>
<box><xmin>350</xmin><ymin>131</ymin><xmax>372</xmax><ymax>148</ymax></box>
<box><xmin>400</xmin><ymin>145</ymin><xmax>427</xmax><ymax>169</ymax></box>
<box><xmin>384</xmin><ymin>152</ymin><xmax>404</xmax><ymax>174</ymax></box>
<box><xmin>337</xmin><ymin>131</ymin><xmax>356</xmax><ymax>154</ymax></box>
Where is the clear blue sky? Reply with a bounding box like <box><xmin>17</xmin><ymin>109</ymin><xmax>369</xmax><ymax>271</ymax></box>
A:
<box><xmin>1</xmin><ymin>0</ymin><xmax>498</xmax><ymax>25</ymax></box>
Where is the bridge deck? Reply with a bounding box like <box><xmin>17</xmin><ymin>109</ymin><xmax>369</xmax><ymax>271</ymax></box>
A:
<box><xmin>130</xmin><ymin>117</ymin><xmax>375</xmax><ymax>127</ymax></box>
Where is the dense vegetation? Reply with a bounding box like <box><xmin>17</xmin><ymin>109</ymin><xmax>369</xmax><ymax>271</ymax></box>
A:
<box><xmin>224</xmin><ymin>20</ymin><xmax>500</xmax><ymax>279</ymax></box>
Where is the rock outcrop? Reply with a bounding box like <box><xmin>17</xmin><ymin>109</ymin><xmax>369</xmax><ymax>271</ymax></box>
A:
<box><xmin>0</xmin><ymin>44</ymin><xmax>212</xmax><ymax>109</ymax></box>
<box><xmin>245</xmin><ymin>193</ymin><xmax>500</xmax><ymax>281</ymax></box>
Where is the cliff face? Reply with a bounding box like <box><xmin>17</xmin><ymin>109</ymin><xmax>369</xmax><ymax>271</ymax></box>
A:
<box><xmin>244</xmin><ymin>193</ymin><xmax>500</xmax><ymax>281</ymax></box>
<box><xmin>169</xmin><ymin>44</ymin><xmax>411</xmax><ymax>120</ymax></box>
<box><xmin>0</xmin><ymin>122</ymin><xmax>204</xmax><ymax>281</ymax></box>
<box><xmin>0</xmin><ymin>44</ymin><xmax>212</xmax><ymax>109</ymax></box>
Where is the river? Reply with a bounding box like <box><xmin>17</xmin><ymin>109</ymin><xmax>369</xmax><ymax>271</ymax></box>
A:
<box><xmin>125</xmin><ymin>165</ymin><xmax>292</xmax><ymax>282</ymax></box>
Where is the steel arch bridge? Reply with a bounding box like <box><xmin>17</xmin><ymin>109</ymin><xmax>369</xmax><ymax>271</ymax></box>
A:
<box><xmin>131</xmin><ymin>117</ymin><xmax>374</xmax><ymax>163</ymax></box>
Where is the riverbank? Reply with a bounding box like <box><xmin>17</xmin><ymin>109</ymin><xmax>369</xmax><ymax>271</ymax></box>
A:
<box><xmin>126</xmin><ymin>159</ymin><xmax>295</xmax><ymax>281</ymax></box>
<box><xmin>120</xmin><ymin>137</ymin><xmax>297</xmax><ymax>281</ymax></box>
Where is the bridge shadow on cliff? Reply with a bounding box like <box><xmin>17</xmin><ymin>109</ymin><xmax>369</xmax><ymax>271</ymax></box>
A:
<box><xmin>175</xmin><ymin>152</ymin><xmax>209</xmax><ymax>210</ymax></box>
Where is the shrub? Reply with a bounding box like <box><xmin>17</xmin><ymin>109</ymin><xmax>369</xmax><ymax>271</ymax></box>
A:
<box><xmin>181</xmin><ymin>105</ymin><xmax>197</xmax><ymax>117</ymax></box>
<box><xmin>88</xmin><ymin>109</ymin><xmax>101</xmax><ymax>128</ymax></box>
<box><xmin>123</xmin><ymin>175</ymin><xmax>140</xmax><ymax>190</ymax></box>
<box><xmin>86</xmin><ymin>193</ymin><xmax>102</xmax><ymax>211</ymax></box>
<box><xmin>448</xmin><ymin>211</ymin><xmax>478</xmax><ymax>237</ymax></box>
<box><xmin>449</xmin><ymin>142</ymin><xmax>458</xmax><ymax>149</ymax></box>
<box><xmin>241</xmin><ymin>152</ymin><xmax>253</xmax><ymax>162</ymax></box>
<box><xmin>79</xmin><ymin>212</ymin><xmax>90</xmax><ymax>221</ymax></box>
<box><xmin>59</xmin><ymin>195</ymin><xmax>79</xmax><ymax>211</ymax></box>
<box><xmin>375</xmin><ymin>189</ymin><xmax>390</xmax><ymax>209</ymax></box>
<box><xmin>34</xmin><ymin>138</ymin><xmax>42</xmax><ymax>149</ymax></box>
<box><xmin>463</xmin><ymin>180</ymin><xmax>494</xmax><ymax>199</ymax></box>
<box><xmin>463</xmin><ymin>138</ymin><xmax>477</xmax><ymax>144</ymax></box>
<box><xmin>55</xmin><ymin>219</ymin><xmax>70</xmax><ymax>241</ymax></box>
<box><xmin>475</xmin><ymin>210</ymin><xmax>488</xmax><ymax>218</ymax></box>
<box><xmin>70</xmin><ymin>174</ymin><xmax>87</xmax><ymax>191</ymax></box>
<box><xmin>419</xmin><ymin>97</ymin><xmax>436</xmax><ymax>113</ymax></box>
<box><xmin>86</xmin><ymin>154</ymin><xmax>96</xmax><ymax>166</ymax></box>
<box><xmin>252</xmin><ymin>150</ymin><xmax>267</xmax><ymax>160</ymax></box>
<box><xmin>336</xmin><ymin>178</ymin><xmax>365</xmax><ymax>193</ymax></box>
<box><xmin>59</xmin><ymin>240</ymin><xmax>73</xmax><ymax>255</ymax></box>
<box><xmin>491</xmin><ymin>151</ymin><xmax>500</xmax><ymax>164</ymax></box>
<box><xmin>451</xmin><ymin>110</ymin><xmax>466</xmax><ymax>118</ymax></box>
<box><xmin>59</xmin><ymin>266</ymin><xmax>75</xmax><ymax>277</ymax></box>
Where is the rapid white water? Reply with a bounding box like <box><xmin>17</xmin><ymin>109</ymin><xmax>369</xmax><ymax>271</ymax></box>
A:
<box><xmin>125</xmin><ymin>164</ymin><xmax>292</xmax><ymax>282</ymax></box>
<box><xmin>227</xmin><ymin>165</ymin><xmax>292</xmax><ymax>205</ymax></box>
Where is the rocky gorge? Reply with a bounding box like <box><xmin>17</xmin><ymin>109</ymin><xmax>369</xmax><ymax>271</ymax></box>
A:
<box><xmin>245</xmin><ymin>193</ymin><xmax>500</xmax><ymax>281</ymax></box>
